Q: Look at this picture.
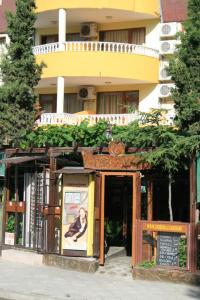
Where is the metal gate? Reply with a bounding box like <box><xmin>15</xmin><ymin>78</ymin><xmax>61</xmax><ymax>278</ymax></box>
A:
<box><xmin>25</xmin><ymin>170</ymin><xmax>49</xmax><ymax>252</ymax></box>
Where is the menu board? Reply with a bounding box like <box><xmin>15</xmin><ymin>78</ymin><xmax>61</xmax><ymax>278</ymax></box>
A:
<box><xmin>157</xmin><ymin>232</ymin><xmax>181</xmax><ymax>267</ymax></box>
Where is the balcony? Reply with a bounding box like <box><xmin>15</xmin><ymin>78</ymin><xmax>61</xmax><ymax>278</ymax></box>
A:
<box><xmin>35</xmin><ymin>0</ymin><xmax>159</xmax><ymax>19</ymax></box>
<box><xmin>33</xmin><ymin>41</ymin><xmax>159</xmax><ymax>84</ymax></box>
<box><xmin>37</xmin><ymin>113</ymin><xmax>138</xmax><ymax>126</ymax></box>
<box><xmin>37</xmin><ymin>112</ymin><xmax>175</xmax><ymax>127</ymax></box>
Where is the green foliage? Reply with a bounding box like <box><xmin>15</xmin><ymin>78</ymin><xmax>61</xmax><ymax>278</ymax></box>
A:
<box><xmin>104</xmin><ymin>219</ymin><xmax>122</xmax><ymax>245</ymax></box>
<box><xmin>178</xmin><ymin>238</ymin><xmax>187</xmax><ymax>268</ymax></box>
<box><xmin>168</xmin><ymin>0</ymin><xmax>200</xmax><ymax>134</ymax></box>
<box><xmin>0</xmin><ymin>0</ymin><xmax>43</xmax><ymax>146</ymax></box>
<box><xmin>138</xmin><ymin>260</ymin><xmax>155</xmax><ymax>269</ymax></box>
<box><xmin>20</xmin><ymin>120</ymin><xmax>109</xmax><ymax>149</ymax></box>
<box><xmin>6</xmin><ymin>214</ymin><xmax>15</xmax><ymax>233</ymax></box>
<box><xmin>20</xmin><ymin>109</ymin><xmax>200</xmax><ymax>174</ymax></box>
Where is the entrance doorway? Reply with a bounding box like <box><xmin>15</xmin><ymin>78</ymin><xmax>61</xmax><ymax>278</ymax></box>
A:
<box><xmin>104</xmin><ymin>176</ymin><xmax>133</xmax><ymax>257</ymax></box>
<box><xmin>96</xmin><ymin>172</ymin><xmax>140</xmax><ymax>266</ymax></box>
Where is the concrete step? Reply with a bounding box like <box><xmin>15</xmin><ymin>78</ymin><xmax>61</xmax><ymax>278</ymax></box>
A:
<box><xmin>43</xmin><ymin>254</ymin><xmax>98</xmax><ymax>273</ymax></box>
<box><xmin>1</xmin><ymin>248</ymin><xmax>43</xmax><ymax>266</ymax></box>
<box><xmin>106</xmin><ymin>246</ymin><xmax>126</xmax><ymax>261</ymax></box>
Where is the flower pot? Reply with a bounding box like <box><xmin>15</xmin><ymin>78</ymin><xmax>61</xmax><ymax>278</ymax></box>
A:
<box><xmin>5</xmin><ymin>232</ymin><xmax>15</xmax><ymax>245</ymax></box>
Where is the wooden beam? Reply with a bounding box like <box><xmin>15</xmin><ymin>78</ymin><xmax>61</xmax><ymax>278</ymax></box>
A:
<box><xmin>47</xmin><ymin>154</ymin><xmax>57</xmax><ymax>253</ymax></box>
<box><xmin>132</xmin><ymin>174</ymin><xmax>137</xmax><ymax>266</ymax></box>
<box><xmin>2</xmin><ymin>164</ymin><xmax>10</xmax><ymax>245</ymax></box>
<box><xmin>99</xmin><ymin>174</ymin><xmax>105</xmax><ymax>265</ymax></box>
<box><xmin>132</xmin><ymin>172</ymin><xmax>141</xmax><ymax>267</ymax></box>
<box><xmin>147</xmin><ymin>181</ymin><xmax>153</xmax><ymax>221</ymax></box>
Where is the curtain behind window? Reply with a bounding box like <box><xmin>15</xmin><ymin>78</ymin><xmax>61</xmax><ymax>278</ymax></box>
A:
<box><xmin>97</xmin><ymin>91</ymin><xmax>139</xmax><ymax>114</ymax></box>
<box><xmin>131</xmin><ymin>28</ymin><xmax>145</xmax><ymax>44</ymax></box>
<box><xmin>100</xmin><ymin>28</ymin><xmax>145</xmax><ymax>44</ymax></box>
<box><xmin>97</xmin><ymin>92</ymin><xmax>123</xmax><ymax>114</ymax></box>
<box><xmin>66</xmin><ymin>33</ymin><xmax>85</xmax><ymax>41</ymax></box>
<box><xmin>102</xmin><ymin>30</ymin><xmax>129</xmax><ymax>43</ymax></box>
<box><xmin>64</xmin><ymin>94</ymin><xmax>83</xmax><ymax>113</ymax></box>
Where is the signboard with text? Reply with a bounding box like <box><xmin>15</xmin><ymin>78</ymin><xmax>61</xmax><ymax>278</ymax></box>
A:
<box><xmin>157</xmin><ymin>232</ymin><xmax>181</xmax><ymax>267</ymax></box>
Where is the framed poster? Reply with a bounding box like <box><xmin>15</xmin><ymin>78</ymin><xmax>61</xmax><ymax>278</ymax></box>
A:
<box><xmin>62</xmin><ymin>190</ymin><xmax>88</xmax><ymax>251</ymax></box>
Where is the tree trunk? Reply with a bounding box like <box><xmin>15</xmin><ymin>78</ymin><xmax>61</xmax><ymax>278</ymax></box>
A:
<box><xmin>168</xmin><ymin>173</ymin><xmax>173</xmax><ymax>221</ymax></box>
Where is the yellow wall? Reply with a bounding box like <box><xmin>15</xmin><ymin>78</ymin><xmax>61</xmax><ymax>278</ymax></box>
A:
<box><xmin>36</xmin><ymin>83</ymin><xmax>157</xmax><ymax>114</ymax></box>
<box><xmin>36</xmin><ymin>51</ymin><xmax>159</xmax><ymax>83</ymax></box>
<box><xmin>36</xmin><ymin>19</ymin><xmax>159</xmax><ymax>35</ymax></box>
<box><xmin>35</xmin><ymin>0</ymin><xmax>159</xmax><ymax>17</ymax></box>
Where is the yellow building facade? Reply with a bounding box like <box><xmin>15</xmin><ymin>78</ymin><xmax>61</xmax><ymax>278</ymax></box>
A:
<box><xmin>33</xmin><ymin>0</ymin><xmax>176</xmax><ymax>126</ymax></box>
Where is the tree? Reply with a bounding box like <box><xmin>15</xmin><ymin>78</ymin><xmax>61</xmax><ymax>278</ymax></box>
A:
<box><xmin>0</xmin><ymin>0</ymin><xmax>43</xmax><ymax>146</ymax></box>
<box><xmin>169</xmin><ymin>0</ymin><xmax>200</xmax><ymax>134</ymax></box>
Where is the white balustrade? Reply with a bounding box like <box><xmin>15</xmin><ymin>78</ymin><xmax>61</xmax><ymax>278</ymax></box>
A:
<box><xmin>33</xmin><ymin>42</ymin><xmax>61</xmax><ymax>55</ymax></box>
<box><xmin>37</xmin><ymin>113</ymin><xmax>139</xmax><ymax>126</ymax></box>
<box><xmin>33</xmin><ymin>41</ymin><xmax>159</xmax><ymax>58</ymax></box>
<box><xmin>37</xmin><ymin>112</ymin><xmax>175</xmax><ymax>126</ymax></box>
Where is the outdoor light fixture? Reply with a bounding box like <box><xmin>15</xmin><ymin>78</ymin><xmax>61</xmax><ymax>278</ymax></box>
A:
<box><xmin>105</xmin><ymin>124</ymin><xmax>112</xmax><ymax>140</ymax></box>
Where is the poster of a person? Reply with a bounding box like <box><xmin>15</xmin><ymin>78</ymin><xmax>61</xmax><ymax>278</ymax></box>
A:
<box><xmin>62</xmin><ymin>190</ymin><xmax>88</xmax><ymax>250</ymax></box>
<box><xmin>64</xmin><ymin>207</ymin><xmax>87</xmax><ymax>243</ymax></box>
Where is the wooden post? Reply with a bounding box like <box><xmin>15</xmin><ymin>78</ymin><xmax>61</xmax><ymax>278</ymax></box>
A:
<box><xmin>2</xmin><ymin>164</ymin><xmax>10</xmax><ymax>245</ymax></box>
<box><xmin>14</xmin><ymin>165</ymin><xmax>18</xmax><ymax>245</ymax></box>
<box><xmin>147</xmin><ymin>180</ymin><xmax>153</xmax><ymax>261</ymax></box>
<box><xmin>47</xmin><ymin>153</ymin><xmax>57</xmax><ymax>253</ymax></box>
<box><xmin>99</xmin><ymin>174</ymin><xmax>105</xmax><ymax>265</ymax></box>
<box><xmin>189</xmin><ymin>158</ymin><xmax>197</xmax><ymax>272</ymax></box>
<box><xmin>132</xmin><ymin>172</ymin><xmax>141</xmax><ymax>267</ymax></box>
<box><xmin>147</xmin><ymin>181</ymin><xmax>153</xmax><ymax>221</ymax></box>
<box><xmin>93</xmin><ymin>173</ymin><xmax>102</xmax><ymax>258</ymax></box>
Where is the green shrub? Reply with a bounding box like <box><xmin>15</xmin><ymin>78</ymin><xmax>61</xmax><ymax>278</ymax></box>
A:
<box><xmin>6</xmin><ymin>215</ymin><xmax>15</xmax><ymax>233</ymax></box>
<box><xmin>178</xmin><ymin>238</ymin><xmax>187</xmax><ymax>268</ymax></box>
<box><xmin>138</xmin><ymin>260</ymin><xmax>155</xmax><ymax>269</ymax></box>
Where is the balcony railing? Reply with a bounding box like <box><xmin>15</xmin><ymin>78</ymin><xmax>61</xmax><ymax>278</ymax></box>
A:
<box><xmin>36</xmin><ymin>112</ymin><xmax>175</xmax><ymax>126</ymax></box>
<box><xmin>37</xmin><ymin>113</ymin><xmax>139</xmax><ymax>126</ymax></box>
<box><xmin>33</xmin><ymin>41</ymin><xmax>159</xmax><ymax>58</ymax></box>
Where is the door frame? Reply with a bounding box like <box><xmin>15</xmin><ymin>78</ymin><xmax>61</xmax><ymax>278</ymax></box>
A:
<box><xmin>98</xmin><ymin>171</ymin><xmax>141</xmax><ymax>266</ymax></box>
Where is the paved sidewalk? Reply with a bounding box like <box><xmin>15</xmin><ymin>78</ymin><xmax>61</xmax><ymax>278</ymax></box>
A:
<box><xmin>0</xmin><ymin>259</ymin><xmax>199</xmax><ymax>300</ymax></box>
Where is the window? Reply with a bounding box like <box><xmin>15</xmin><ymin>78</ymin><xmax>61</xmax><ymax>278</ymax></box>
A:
<box><xmin>41</xmin><ymin>33</ymin><xmax>85</xmax><ymax>45</ymax></box>
<box><xmin>41</xmin><ymin>35</ymin><xmax>58</xmax><ymax>45</ymax></box>
<box><xmin>100</xmin><ymin>28</ymin><xmax>145</xmax><ymax>45</ymax></box>
<box><xmin>64</xmin><ymin>94</ymin><xmax>83</xmax><ymax>114</ymax></box>
<box><xmin>97</xmin><ymin>91</ymin><xmax>139</xmax><ymax>114</ymax></box>
<box><xmin>39</xmin><ymin>95</ymin><xmax>56</xmax><ymax>113</ymax></box>
<box><xmin>40</xmin><ymin>94</ymin><xmax>84</xmax><ymax>114</ymax></box>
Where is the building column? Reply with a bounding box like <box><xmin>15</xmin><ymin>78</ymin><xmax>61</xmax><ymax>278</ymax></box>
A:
<box><xmin>58</xmin><ymin>8</ymin><xmax>66</xmax><ymax>50</ymax></box>
<box><xmin>57</xmin><ymin>77</ymin><xmax>64</xmax><ymax>113</ymax></box>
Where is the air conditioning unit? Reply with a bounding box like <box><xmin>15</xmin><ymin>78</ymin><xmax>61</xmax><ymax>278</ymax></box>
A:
<box><xmin>78</xmin><ymin>87</ymin><xmax>96</xmax><ymax>100</ymax></box>
<box><xmin>159</xmin><ymin>61</ymin><xmax>171</xmax><ymax>81</ymax></box>
<box><xmin>80</xmin><ymin>23</ymin><xmax>98</xmax><ymax>38</ymax></box>
<box><xmin>158</xmin><ymin>84</ymin><xmax>175</xmax><ymax>98</ymax></box>
<box><xmin>160</xmin><ymin>22</ymin><xmax>182</xmax><ymax>38</ymax></box>
<box><xmin>159</xmin><ymin>40</ymin><xmax>180</xmax><ymax>55</ymax></box>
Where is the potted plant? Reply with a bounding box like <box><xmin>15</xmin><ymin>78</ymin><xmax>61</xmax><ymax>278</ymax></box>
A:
<box><xmin>5</xmin><ymin>214</ymin><xmax>15</xmax><ymax>245</ymax></box>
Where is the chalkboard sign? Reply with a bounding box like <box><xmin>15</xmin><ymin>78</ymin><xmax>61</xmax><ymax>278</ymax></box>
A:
<box><xmin>157</xmin><ymin>232</ymin><xmax>181</xmax><ymax>267</ymax></box>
